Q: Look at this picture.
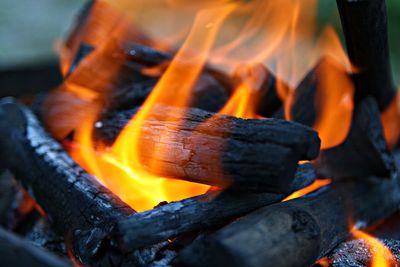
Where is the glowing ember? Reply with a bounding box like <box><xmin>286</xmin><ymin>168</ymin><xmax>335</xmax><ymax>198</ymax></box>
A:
<box><xmin>283</xmin><ymin>179</ymin><xmax>331</xmax><ymax>202</ymax></box>
<box><xmin>352</xmin><ymin>230</ymin><xmax>396</xmax><ymax>267</ymax></box>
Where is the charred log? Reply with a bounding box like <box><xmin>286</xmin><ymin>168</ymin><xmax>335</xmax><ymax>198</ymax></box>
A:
<box><xmin>117</xmin><ymin>164</ymin><xmax>316</xmax><ymax>250</ymax></box>
<box><xmin>96</xmin><ymin>104</ymin><xmax>320</xmax><ymax>192</ymax></box>
<box><xmin>175</xmin><ymin>173</ymin><xmax>400</xmax><ymax>267</ymax></box>
<box><xmin>0</xmin><ymin>98</ymin><xmax>134</xmax><ymax>264</ymax></box>
<box><xmin>315</xmin><ymin>97</ymin><xmax>396</xmax><ymax>179</ymax></box>
<box><xmin>105</xmin><ymin>70</ymin><xmax>229</xmax><ymax>113</ymax></box>
<box><xmin>0</xmin><ymin>227</ymin><xmax>71</xmax><ymax>267</ymax></box>
<box><xmin>336</xmin><ymin>0</ymin><xmax>395</xmax><ymax>110</ymax></box>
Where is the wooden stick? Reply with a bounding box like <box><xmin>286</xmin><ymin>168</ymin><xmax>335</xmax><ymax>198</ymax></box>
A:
<box><xmin>117</xmin><ymin>163</ymin><xmax>316</xmax><ymax>250</ymax></box>
<box><xmin>336</xmin><ymin>0</ymin><xmax>395</xmax><ymax>110</ymax></box>
<box><xmin>175</xmin><ymin>174</ymin><xmax>400</xmax><ymax>267</ymax></box>
<box><xmin>96</xmin><ymin>104</ymin><xmax>320</xmax><ymax>192</ymax></box>
<box><xmin>0</xmin><ymin>227</ymin><xmax>71</xmax><ymax>267</ymax></box>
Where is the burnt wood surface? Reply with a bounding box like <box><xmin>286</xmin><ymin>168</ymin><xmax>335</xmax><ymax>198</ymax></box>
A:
<box><xmin>175</xmin><ymin>167</ymin><xmax>400</xmax><ymax>267</ymax></box>
<box><xmin>0</xmin><ymin>98</ymin><xmax>136</xmax><ymax>265</ymax></box>
<box><xmin>96</xmin><ymin>104</ymin><xmax>320</xmax><ymax>192</ymax></box>
<box><xmin>315</xmin><ymin>97</ymin><xmax>396</xmax><ymax>179</ymax></box>
<box><xmin>117</xmin><ymin>163</ymin><xmax>316</xmax><ymax>250</ymax></box>
<box><xmin>0</xmin><ymin>227</ymin><xmax>71</xmax><ymax>267</ymax></box>
<box><xmin>336</xmin><ymin>0</ymin><xmax>395</xmax><ymax>110</ymax></box>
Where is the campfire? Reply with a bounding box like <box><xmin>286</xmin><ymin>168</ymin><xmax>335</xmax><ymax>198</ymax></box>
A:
<box><xmin>1</xmin><ymin>0</ymin><xmax>400</xmax><ymax>266</ymax></box>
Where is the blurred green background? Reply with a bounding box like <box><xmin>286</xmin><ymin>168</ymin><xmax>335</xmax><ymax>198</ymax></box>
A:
<box><xmin>0</xmin><ymin>0</ymin><xmax>398</xmax><ymax>84</ymax></box>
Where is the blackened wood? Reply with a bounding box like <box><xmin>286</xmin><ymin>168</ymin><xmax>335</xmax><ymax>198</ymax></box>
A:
<box><xmin>0</xmin><ymin>227</ymin><xmax>71</xmax><ymax>267</ymax></box>
<box><xmin>175</xmin><ymin>175</ymin><xmax>400</xmax><ymax>267</ymax></box>
<box><xmin>105</xmin><ymin>70</ymin><xmax>229</xmax><ymax>113</ymax></box>
<box><xmin>324</xmin><ymin>239</ymin><xmax>400</xmax><ymax>267</ymax></box>
<box><xmin>315</xmin><ymin>97</ymin><xmax>396</xmax><ymax>179</ymax></box>
<box><xmin>117</xmin><ymin>164</ymin><xmax>316</xmax><ymax>250</ymax></box>
<box><xmin>336</xmin><ymin>0</ymin><xmax>395</xmax><ymax>110</ymax></box>
<box><xmin>0</xmin><ymin>62</ymin><xmax>62</xmax><ymax>97</ymax></box>
<box><xmin>0</xmin><ymin>98</ymin><xmax>134</xmax><ymax>264</ymax></box>
<box><xmin>96</xmin><ymin>104</ymin><xmax>320</xmax><ymax>192</ymax></box>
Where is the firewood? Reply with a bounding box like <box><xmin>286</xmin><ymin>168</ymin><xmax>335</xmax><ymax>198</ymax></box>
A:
<box><xmin>315</xmin><ymin>97</ymin><xmax>396</xmax><ymax>179</ymax></box>
<box><xmin>0</xmin><ymin>227</ymin><xmax>71</xmax><ymax>267</ymax></box>
<box><xmin>175</xmin><ymin>174</ymin><xmax>400</xmax><ymax>267</ymax></box>
<box><xmin>96</xmin><ymin>104</ymin><xmax>320</xmax><ymax>192</ymax></box>
<box><xmin>336</xmin><ymin>0</ymin><xmax>395</xmax><ymax>110</ymax></box>
<box><xmin>117</xmin><ymin>163</ymin><xmax>316</xmax><ymax>250</ymax></box>
<box><xmin>0</xmin><ymin>98</ymin><xmax>135</xmax><ymax>265</ymax></box>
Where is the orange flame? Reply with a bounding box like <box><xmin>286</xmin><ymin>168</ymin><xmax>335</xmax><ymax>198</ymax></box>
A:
<box><xmin>381</xmin><ymin>92</ymin><xmax>400</xmax><ymax>151</ymax></box>
<box><xmin>352</xmin><ymin>230</ymin><xmax>396</xmax><ymax>267</ymax></box>
<box><xmin>46</xmin><ymin>0</ymin><xmax>360</xmax><ymax>213</ymax></box>
<box><xmin>69</xmin><ymin>3</ymin><xmax>237</xmax><ymax>212</ymax></box>
<box><xmin>283</xmin><ymin>179</ymin><xmax>331</xmax><ymax>202</ymax></box>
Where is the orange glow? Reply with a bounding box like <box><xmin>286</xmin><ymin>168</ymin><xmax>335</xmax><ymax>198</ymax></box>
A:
<box><xmin>67</xmin><ymin>3</ymin><xmax>237</xmax><ymax>212</ymax></box>
<box><xmin>46</xmin><ymin>0</ymin><xmax>360</xmax><ymax>213</ymax></box>
<box><xmin>381</xmin><ymin>92</ymin><xmax>400</xmax><ymax>151</ymax></box>
<box><xmin>353</xmin><ymin>230</ymin><xmax>396</xmax><ymax>267</ymax></box>
<box><xmin>283</xmin><ymin>179</ymin><xmax>331</xmax><ymax>202</ymax></box>
<box><xmin>219</xmin><ymin>64</ymin><xmax>267</xmax><ymax>119</ymax></box>
<box><xmin>315</xmin><ymin>257</ymin><xmax>331</xmax><ymax>267</ymax></box>
<box><xmin>312</xmin><ymin>56</ymin><xmax>354</xmax><ymax>149</ymax></box>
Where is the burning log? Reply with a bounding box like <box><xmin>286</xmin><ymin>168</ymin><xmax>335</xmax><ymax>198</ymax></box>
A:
<box><xmin>336</xmin><ymin>0</ymin><xmax>395</xmax><ymax>110</ymax></box>
<box><xmin>96</xmin><ymin>104</ymin><xmax>320</xmax><ymax>192</ymax></box>
<box><xmin>0</xmin><ymin>227</ymin><xmax>71</xmax><ymax>267</ymax></box>
<box><xmin>117</xmin><ymin>163</ymin><xmax>316</xmax><ymax>250</ymax></box>
<box><xmin>315</xmin><ymin>97</ymin><xmax>396</xmax><ymax>179</ymax></box>
<box><xmin>0</xmin><ymin>98</ymin><xmax>134</xmax><ymax>264</ymax></box>
<box><xmin>175</xmin><ymin>175</ymin><xmax>400</xmax><ymax>267</ymax></box>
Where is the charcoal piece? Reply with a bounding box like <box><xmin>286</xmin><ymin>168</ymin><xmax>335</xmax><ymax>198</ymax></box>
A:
<box><xmin>96</xmin><ymin>104</ymin><xmax>320</xmax><ymax>192</ymax></box>
<box><xmin>175</xmin><ymin>172</ymin><xmax>400</xmax><ymax>267</ymax></box>
<box><xmin>122</xmin><ymin>41</ymin><xmax>172</xmax><ymax>67</ymax></box>
<box><xmin>336</xmin><ymin>0</ymin><xmax>395</xmax><ymax>110</ymax></box>
<box><xmin>0</xmin><ymin>98</ymin><xmax>134</xmax><ymax>265</ymax></box>
<box><xmin>315</xmin><ymin>97</ymin><xmax>396</xmax><ymax>179</ymax></box>
<box><xmin>326</xmin><ymin>239</ymin><xmax>400</xmax><ymax>267</ymax></box>
<box><xmin>0</xmin><ymin>171</ymin><xmax>18</xmax><ymax>228</ymax></box>
<box><xmin>118</xmin><ymin>164</ymin><xmax>316</xmax><ymax>250</ymax></box>
<box><xmin>0</xmin><ymin>63</ymin><xmax>62</xmax><ymax>98</ymax></box>
<box><xmin>105</xmin><ymin>69</ymin><xmax>229</xmax><ymax>113</ymax></box>
<box><xmin>0</xmin><ymin>227</ymin><xmax>71</xmax><ymax>267</ymax></box>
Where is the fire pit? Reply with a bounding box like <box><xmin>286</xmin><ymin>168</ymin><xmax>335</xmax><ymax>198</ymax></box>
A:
<box><xmin>1</xmin><ymin>0</ymin><xmax>400</xmax><ymax>266</ymax></box>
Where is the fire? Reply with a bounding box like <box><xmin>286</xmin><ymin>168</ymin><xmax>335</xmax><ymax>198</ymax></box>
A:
<box><xmin>66</xmin><ymin>2</ymin><xmax>238</xmax><ymax>212</ymax></box>
<box><xmin>381</xmin><ymin>92</ymin><xmax>400</xmax><ymax>150</ymax></box>
<box><xmin>45</xmin><ymin>0</ymin><xmax>358</xmax><ymax>212</ymax></box>
<box><xmin>352</xmin><ymin>230</ymin><xmax>396</xmax><ymax>267</ymax></box>
<box><xmin>283</xmin><ymin>179</ymin><xmax>331</xmax><ymax>202</ymax></box>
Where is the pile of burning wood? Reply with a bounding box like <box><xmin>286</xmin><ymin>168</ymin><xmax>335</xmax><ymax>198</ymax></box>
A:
<box><xmin>1</xmin><ymin>0</ymin><xmax>400</xmax><ymax>266</ymax></box>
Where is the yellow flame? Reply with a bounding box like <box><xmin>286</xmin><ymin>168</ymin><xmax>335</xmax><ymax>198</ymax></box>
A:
<box><xmin>353</xmin><ymin>230</ymin><xmax>396</xmax><ymax>267</ymax></box>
